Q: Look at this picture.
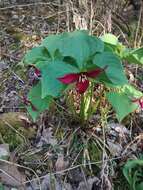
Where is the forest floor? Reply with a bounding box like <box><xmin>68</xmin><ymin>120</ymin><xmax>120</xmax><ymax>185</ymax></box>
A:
<box><xmin>0</xmin><ymin>1</ymin><xmax>143</xmax><ymax>190</ymax></box>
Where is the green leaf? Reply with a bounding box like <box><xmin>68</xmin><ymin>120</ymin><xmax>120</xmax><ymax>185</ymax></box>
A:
<box><xmin>103</xmin><ymin>42</ymin><xmax>128</xmax><ymax>60</ymax></box>
<box><xmin>125</xmin><ymin>47</ymin><xmax>143</xmax><ymax>65</ymax></box>
<box><xmin>38</xmin><ymin>60</ymin><xmax>79</xmax><ymax>98</ymax></box>
<box><xmin>23</xmin><ymin>46</ymin><xmax>50</xmax><ymax>65</ymax></box>
<box><xmin>121</xmin><ymin>84</ymin><xmax>143</xmax><ymax>99</ymax></box>
<box><xmin>27</xmin><ymin>82</ymin><xmax>53</xmax><ymax>121</ymax></box>
<box><xmin>42</xmin><ymin>30</ymin><xmax>104</xmax><ymax>69</ymax></box>
<box><xmin>101</xmin><ymin>34</ymin><xmax>129</xmax><ymax>59</ymax></box>
<box><xmin>93</xmin><ymin>52</ymin><xmax>128</xmax><ymax>86</ymax></box>
<box><xmin>101</xmin><ymin>33</ymin><xmax>119</xmax><ymax>45</ymax></box>
<box><xmin>106</xmin><ymin>92</ymin><xmax>138</xmax><ymax>121</ymax></box>
<box><xmin>103</xmin><ymin>43</ymin><xmax>116</xmax><ymax>53</ymax></box>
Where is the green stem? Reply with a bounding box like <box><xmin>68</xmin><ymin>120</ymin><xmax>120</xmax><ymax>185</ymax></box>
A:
<box><xmin>87</xmin><ymin>82</ymin><xmax>94</xmax><ymax>120</ymax></box>
<box><xmin>79</xmin><ymin>94</ymin><xmax>85</xmax><ymax>123</ymax></box>
<box><xmin>67</xmin><ymin>93</ymin><xmax>77</xmax><ymax>117</ymax></box>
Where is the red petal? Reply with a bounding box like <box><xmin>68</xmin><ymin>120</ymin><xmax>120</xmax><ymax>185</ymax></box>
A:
<box><xmin>30</xmin><ymin>103</ymin><xmax>38</xmax><ymax>111</ymax></box>
<box><xmin>22</xmin><ymin>96</ymin><xmax>31</xmax><ymax>106</ymax></box>
<box><xmin>58</xmin><ymin>73</ymin><xmax>79</xmax><ymax>84</ymax></box>
<box><xmin>34</xmin><ymin>68</ymin><xmax>41</xmax><ymax>77</ymax></box>
<box><xmin>139</xmin><ymin>99</ymin><xmax>143</xmax><ymax>109</ymax></box>
<box><xmin>76</xmin><ymin>80</ymin><xmax>89</xmax><ymax>94</ymax></box>
<box><xmin>132</xmin><ymin>98</ymin><xmax>139</xmax><ymax>103</ymax></box>
<box><xmin>22</xmin><ymin>97</ymin><xmax>38</xmax><ymax>111</ymax></box>
<box><xmin>132</xmin><ymin>97</ymin><xmax>143</xmax><ymax>109</ymax></box>
<box><xmin>87</xmin><ymin>66</ymin><xmax>108</xmax><ymax>78</ymax></box>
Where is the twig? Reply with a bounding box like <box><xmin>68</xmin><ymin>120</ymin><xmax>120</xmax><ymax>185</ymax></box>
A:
<box><xmin>35</xmin><ymin>10</ymin><xmax>69</xmax><ymax>20</ymax></box>
<box><xmin>0</xmin><ymin>158</ymin><xmax>41</xmax><ymax>190</ymax></box>
<box><xmin>2</xmin><ymin>53</ymin><xmax>21</xmax><ymax>61</ymax></box>
<box><xmin>102</xmin><ymin>0</ymin><xmax>131</xmax><ymax>35</ymax></box>
<box><xmin>122</xmin><ymin>135</ymin><xmax>142</xmax><ymax>156</ymax></box>
<box><xmin>23</xmin><ymin>155</ymin><xmax>124</xmax><ymax>185</ymax></box>
<box><xmin>0</xmin><ymin>2</ymin><xmax>65</xmax><ymax>10</ymax></box>
<box><xmin>113</xmin><ymin>22</ymin><xmax>130</xmax><ymax>46</ymax></box>
<box><xmin>10</xmin><ymin>70</ymin><xmax>25</xmax><ymax>84</ymax></box>
<box><xmin>134</xmin><ymin>4</ymin><xmax>143</xmax><ymax>48</ymax></box>
<box><xmin>93</xmin><ymin>20</ymin><xmax>105</xmax><ymax>33</ymax></box>
<box><xmin>0</xmin><ymin>169</ymin><xmax>22</xmax><ymax>186</ymax></box>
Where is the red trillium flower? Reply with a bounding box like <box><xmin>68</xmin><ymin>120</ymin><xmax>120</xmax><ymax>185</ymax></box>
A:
<box><xmin>58</xmin><ymin>67</ymin><xmax>107</xmax><ymax>94</ymax></box>
<box><xmin>132</xmin><ymin>97</ymin><xmax>143</xmax><ymax>110</ymax></box>
<box><xmin>30</xmin><ymin>65</ymin><xmax>41</xmax><ymax>78</ymax></box>
<box><xmin>34</xmin><ymin>68</ymin><xmax>41</xmax><ymax>78</ymax></box>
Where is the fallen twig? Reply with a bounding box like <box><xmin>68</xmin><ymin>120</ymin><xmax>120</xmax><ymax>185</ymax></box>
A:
<box><xmin>0</xmin><ymin>2</ymin><xmax>65</xmax><ymax>10</ymax></box>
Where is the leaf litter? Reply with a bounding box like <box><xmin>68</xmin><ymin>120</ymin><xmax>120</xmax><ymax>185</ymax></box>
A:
<box><xmin>0</xmin><ymin>0</ymin><xmax>143</xmax><ymax>190</ymax></box>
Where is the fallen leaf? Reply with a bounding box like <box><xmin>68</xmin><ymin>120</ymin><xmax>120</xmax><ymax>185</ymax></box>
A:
<box><xmin>0</xmin><ymin>161</ymin><xmax>26</xmax><ymax>189</ymax></box>
<box><xmin>77</xmin><ymin>177</ymin><xmax>100</xmax><ymax>190</ymax></box>
<box><xmin>37</xmin><ymin>127</ymin><xmax>57</xmax><ymax>147</ymax></box>
<box><xmin>107</xmin><ymin>141</ymin><xmax>122</xmax><ymax>156</ymax></box>
<box><xmin>0</xmin><ymin>144</ymin><xmax>9</xmax><ymax>160</ymax></box>
<box><xmin>55</xmin><ymin>154</ymin><xmax>69</xmax><ymax>172</ymax></box>
<box><xmin>107</xmin><ymin>123</ymin><xmax>129</xmax><ymax>137</ymax></box>
<box><xmin>41</xmin><ymin>174</ymin><xmax>61</xmax><ymax>190</ymax></box>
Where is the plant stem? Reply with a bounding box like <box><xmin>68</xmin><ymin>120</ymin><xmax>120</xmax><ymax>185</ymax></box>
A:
<box><xmin>79</xmin><ymin>94</ymin><xmax>85</xmax><ymax>123</ymax></box>
<box><xmin>67</xmin><ymin>92</ymin><xmax>77</xmax><ymax>117</ymax></box>
<box><xmin>87</xmin><ymin>82</ymin><xmax>94</xmax><ymax>120</ymax></box>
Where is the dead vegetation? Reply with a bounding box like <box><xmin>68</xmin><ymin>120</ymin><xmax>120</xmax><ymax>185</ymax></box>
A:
<box><xmin>0</xmin><ymin>0</ymin><xmax>143</xmax><ymax>189</ymax></box>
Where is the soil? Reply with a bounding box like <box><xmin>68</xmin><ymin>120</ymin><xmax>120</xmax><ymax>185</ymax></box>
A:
<box><xmin>0</xmin><ymin>1</ymin><xmax>143</xmax><ymax>190</ymax></box>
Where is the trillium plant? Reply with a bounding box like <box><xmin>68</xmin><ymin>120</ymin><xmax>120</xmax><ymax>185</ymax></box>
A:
<box><xmin>23</xmin><ymin>31</ymin><xmax>143</xmax><ymax>123</ymax></box>
<box><xmin>58</xmin><ymin>66</ymin><xmax>107</xmax><ymax>94</ymax></box>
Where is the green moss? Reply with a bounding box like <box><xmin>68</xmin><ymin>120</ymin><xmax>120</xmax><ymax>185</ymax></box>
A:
<box><xmin>0</xmin><ymin>112</ymin><xmax>36</xmax><ymax>150</ymax></box>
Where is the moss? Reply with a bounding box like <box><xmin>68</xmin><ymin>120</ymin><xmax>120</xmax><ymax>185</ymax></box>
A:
<box><xmin>0</xmin><ymin>112</ymin><xmax>36</xmax><ymax>149</ymax></box>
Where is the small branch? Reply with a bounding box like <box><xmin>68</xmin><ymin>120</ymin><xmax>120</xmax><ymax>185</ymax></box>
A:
<box><xmin>23</xmin><ymin>155</ymin><xmax>125</xmax><ymax>185</ymax></box>
<box><xmin>102</xmin><ymin>0</ymin><xmax>131</xmax><ymax>35</ymax></box>
<box><xmin>0</xmin><ymin>2</ymin><xmax>65</xmax><ymax>10</ymax></box>
<box><xmin>0</xmin><ymin>158</ymin><xmax>41</xmax><ymax>190</ymax></box>
<box><xmin>0</xmin><ymin>169</ymin><xmax>21</xmax><ymax>186</ymax></box>
<box><xmin>134</xmin><ymin>3</ymin><xmax>143</xmax><ymax>48</ymax></box>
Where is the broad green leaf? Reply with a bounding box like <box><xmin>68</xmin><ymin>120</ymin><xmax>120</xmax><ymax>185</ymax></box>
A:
<box><xmin>103</xmin><ymin>42</ymin><xmax>128</xmax><ymax>60</ymax></box>
<box><xmin>27</xmin><ymin>82</ymin><xmax>53</xmax><ymax>121</ymax></box>
<box><xmin>93</xmin><ymin>52</ymin><xmax>128</xmax><ymax>86</ymax></box>
<box><xmin>101</xmin><ymin>34</ymin><xmax>129</xmax><ymax>59</ymax></box>
<box><xmin>103</xmin><ymin>43</ymin><xmax>116</xmax><ymax>53</ymax></box>
<box><xmin>101</xmin><ymin>33</ymin><xmax>119</xmax><ymax>45</ymax></box>
<box><xmin>23</xmin><ymin>46</ymin><xmax>50</xmax><ymax>65</ymax></box>
<box><xmin>125</xmin><ymin>47</ymin><xmax>143</xmax><ymax>65</ymax></box>
<box><xmin>42</xmin><ymin>30</ymin><xmax>104</xmax><ymax>69</ymax></box>
<box><xmin>38</xmin><ymin>60</ymin><xmax>79</xmax><ymax>98</ymax></box>
<box><xmin>106</xmin><ymin>92</ymin><xmax>138</xmax><ymax>121</ymax></box>
<box><xmin>121</xmin><ymin>84</ymin><xmax>143</xmax><ymax>99</ymax></box>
